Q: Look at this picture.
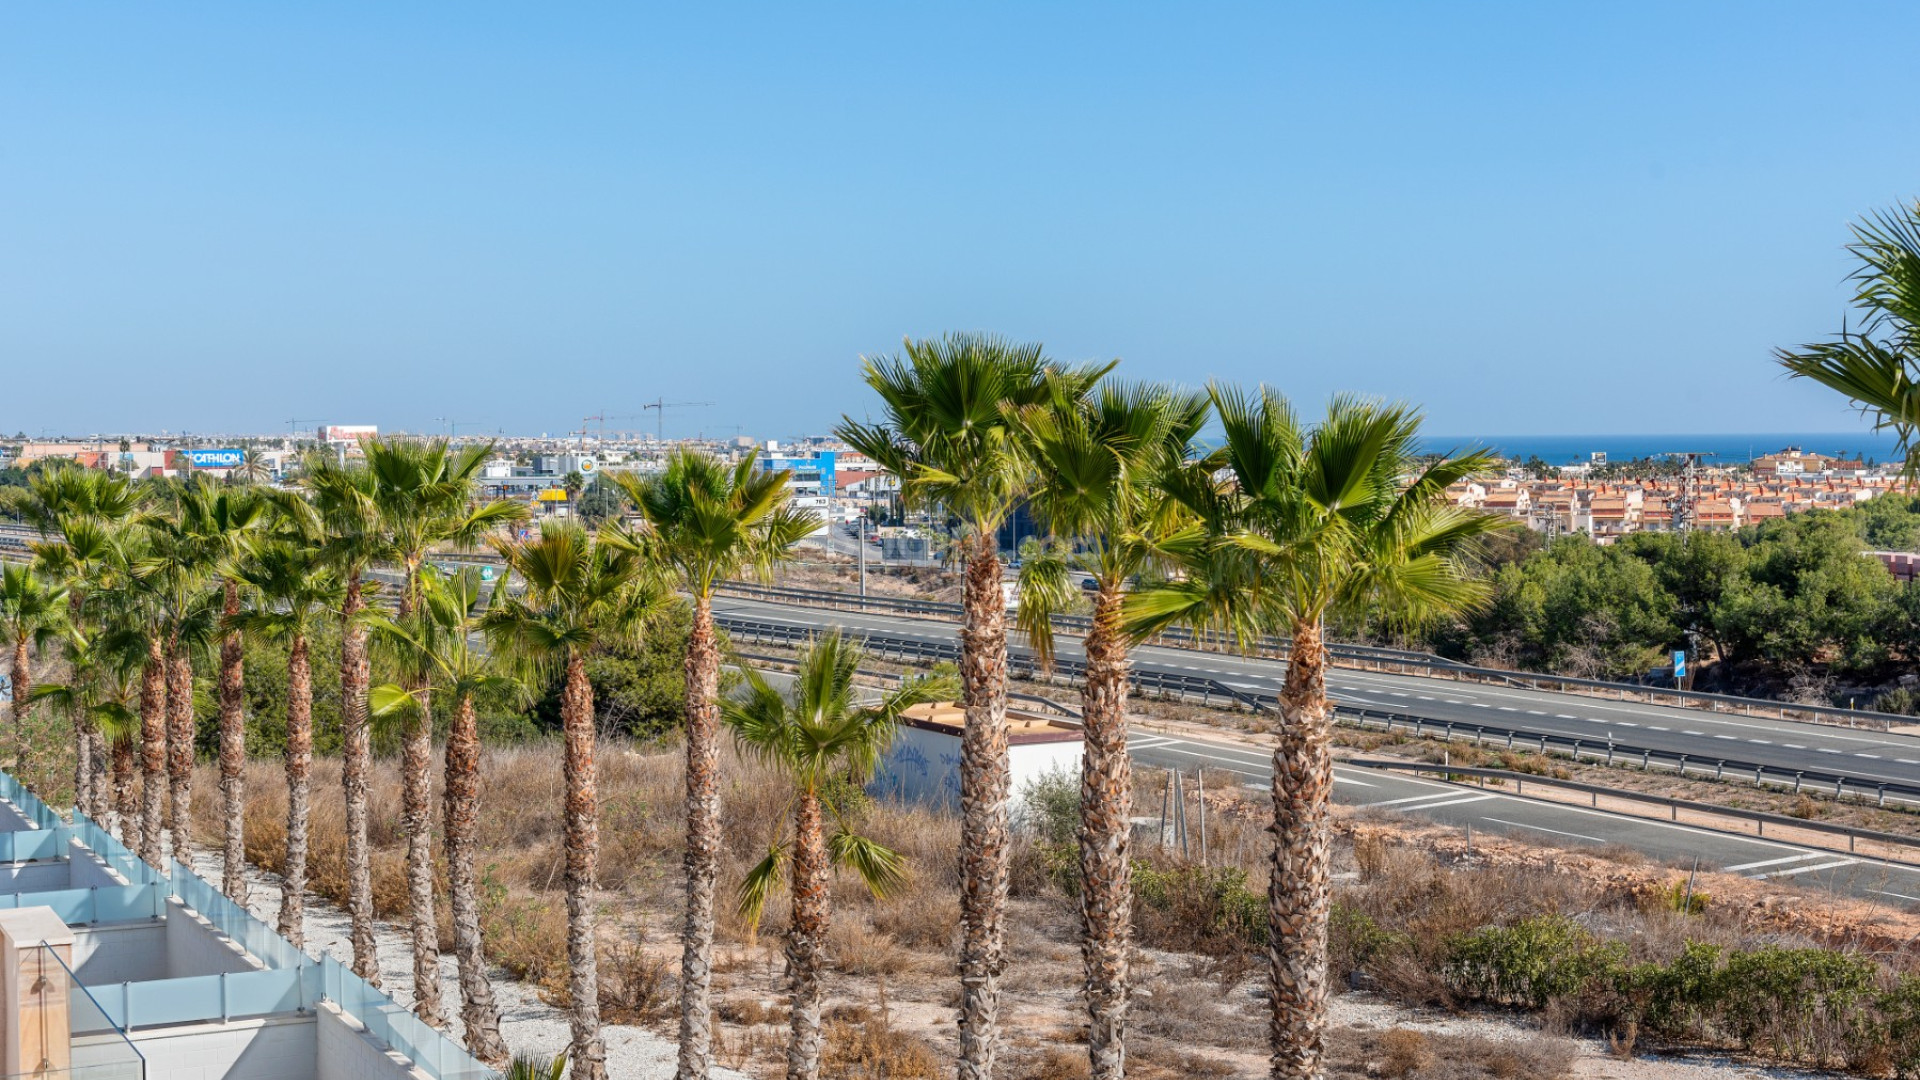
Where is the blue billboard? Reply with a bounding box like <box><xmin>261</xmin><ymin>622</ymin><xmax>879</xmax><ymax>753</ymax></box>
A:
<box><xmin>184</xmin><ymin>448</ymin><xmax>246</xmax><ymax>469</ymax></box>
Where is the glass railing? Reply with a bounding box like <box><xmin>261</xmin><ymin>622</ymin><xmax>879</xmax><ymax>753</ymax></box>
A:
<box><xmin>71</xmin><ymin>814</ymin><xmax>161</xmax><ymax>887</ymax></box>
<box><xmin>8</xmin><ymin>943</ymin><xmax>147</xmax><ymax>1080</ymax></box>
<box><xmin>0</xmin><ymin>885</ymin><xmax>166</xmax><ymax>925</ymax></box>
<box><xmin>0</xmin><ymin>826</ymin><xmax>72</xmax><ymax>863</ymax></box>
<box><xmin>316</xmin><ymin>956</ymin><xmax>495</xmax><ymax>1080</ymax></box>
<box><xmin>0</xmin><ymin>772</ymin><xmax>65</xmax><ymax>830</ymax></box>
<box><xmin>94</xmin><ymin>967</ymin><xmax>308</xmax><ymax>1030</ymax></box>
<box><xmin>164</xmin><ymin>860</ymin><xmax>303</xmax><ymax>970</ymax></box>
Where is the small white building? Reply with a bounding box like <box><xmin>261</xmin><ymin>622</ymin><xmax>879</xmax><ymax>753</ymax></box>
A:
<box><xmin>872</xmin><ymin>703</ymin><xmax>1082</xmax><ymax>810</ymax></box>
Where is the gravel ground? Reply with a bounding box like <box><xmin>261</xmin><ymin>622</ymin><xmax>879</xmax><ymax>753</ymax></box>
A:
<box><xmin>184</xmin><ymin>850</ymin><xmax>745</xmax><ymax>1080</ymax></box>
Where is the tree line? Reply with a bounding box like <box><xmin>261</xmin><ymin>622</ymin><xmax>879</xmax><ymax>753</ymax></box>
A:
<box><xmin>1</xmin><ymin>343</ymin><xmax>1497</xmax><ymax>1080</ymax></box>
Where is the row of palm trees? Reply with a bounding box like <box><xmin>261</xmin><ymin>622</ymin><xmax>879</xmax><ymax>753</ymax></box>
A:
<box><xmin>2</xmin><ymin>333</ymin><xmax>1494</xmax><ymax>1080</ymax></box>
<box><xmin>839</xmin><ymin>334</ymin><xmax>1498</xmax><ymax>1080</ymax></box>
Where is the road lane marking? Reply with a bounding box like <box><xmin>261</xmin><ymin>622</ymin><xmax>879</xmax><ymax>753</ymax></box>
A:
<box><xmin>1871</xmin><ymin>888</ymin><xmax>1920</xmax><ymax>902</ymax></box>
<box><xmin>1754</xmin><ymin>859</ymin><xmax>1857</xmax><ymax>879</ymax></box>
<box><xmin>1370</xmin><ymin>790</ymin><xmax>1487</xmax><ymax>808</ymax></box>
<box><xmin>1407</xmin><ymin>794</ymin><xmax>1500</xmax><ymax>811</ymax></box>
<box><xmin>1723</xmin><ymin>853</ymin><xmax>1823</xmax><ymax>873</ymax></box>
<box><xmin>1482</xmin><ymin>818</ymin><xmax>1607</xmax><ymax>844</ymax></box>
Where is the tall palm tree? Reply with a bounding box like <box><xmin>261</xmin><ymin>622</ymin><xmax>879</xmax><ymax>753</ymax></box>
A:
<box><xmin>1778</xmin><ymin>201</ymin><xmax>1920</xmax><ymax>484</ymax></box>
<box><xmin>1008</xmin><ymin>379</ymin><xmax>1209</xmax><ymax>1079</ymax></box>
<box><xmin>484</xmin><ymin>523</ymin><xmax>662</xmax><ymax>1080</ymax></box>
<box><xmin>722</xmin><ymin>633</ymin><xmax>952</xmax><ymax>1080</ymax></box>
<box><xmin>26</xmin><ymin>628</ymin><xmax>141</xmax><ymax>827</ymax></box>
<box><xmin>177</xmin><ymin>484</ymin><xmax>271</xmax><ymax>897</ymax></box>
<box><xmin>233</xmin><ymin>449</ymin><xmax>273</xmax><ymax>486</ymax></box>
<box><xmin>1129</xmin><ymin>387</ymin><xmax>1502</xmax><ymax>1080</ymax></box>
<box><xmin>138</xmin><ymin>490</ymin><xmax>222</xmax><ymax>865</ymax></box>
<box><xmin>364</xmin><ymin>437</ymin><xmax>526</xmax><ymax>1023</ymax></box>
<box><xmin>0</xmin><ymin>565</ymin><xmax>68</xmax><ymax>784</ymax></box>
<box><xmin>607</xmin><ymin>451</ymin><xmax>816</xmax><ymax>1080</ymax></box>
<box><xmin>298</xmin><ymin>453</ymin><xmax>387</xmax><ymax>982</ymax></box>
<box><xmin>230</xmin><ymin>541</ymin><xmax>342</xmax><ymax>948</ymax></box>
<box><xmin>836</xmin><ymin>333</ymin><xmax>1103</xmax><ymax>1079</ymax></box>
<box><xmin>371</xmin><ymin>566</ymin><xmax>517</xmax><ymax>1065</ymax></box>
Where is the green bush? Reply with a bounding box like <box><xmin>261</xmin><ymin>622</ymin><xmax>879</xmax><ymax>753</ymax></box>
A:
<box><xmin>1445</xmin><ymin>914</ymin><xmax>1626</xmax><ymax>1009</ymax></box>
<box><xmin>1018</xmin><ymin>765</ymin><xmax>1080</xmax><ymax>847</ymax></box>
<box><xmin>1718</xmin><ymin>946</ymin><xmax>1876</xmax><ymax>1062</ymax></box>
<box><xmin>1132</xmin><ymin>862</ymin><xmax>1265</xmax><ymax>948</ymax></box>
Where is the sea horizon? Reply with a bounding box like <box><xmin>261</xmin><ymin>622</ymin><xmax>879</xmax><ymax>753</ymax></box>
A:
<box><xmin>1417</xmin><ymin>432</ymin><xmax>1904</xmax><ymax>466</ymax></box>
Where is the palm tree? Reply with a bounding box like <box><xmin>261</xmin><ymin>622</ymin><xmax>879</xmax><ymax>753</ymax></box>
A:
<box><xmin>1778</xmin><ymin>201</ymin><xmax>1920</xmax><ymax>484</ymax></box>
<box><xmin>233</xmin><ymin>449</ymin><xmax>273</xmax><ymax>486</ymax></box>
<box><xmin>1129</xmin><ymin>387</ymin><xmax>1502</xmax><ymax>1080</ymax></box>
<box><xmin>607</xmin><ymin>451</ymin><xmax>816</xmax><ymax>1080</ymax></box>
<box><xmin>26</xmin><ymin>629</ymin><xmax>141</xmax><ymax>829</ymax></box>
<box><xmin>363</xmin><ymin>437</ymin><xmax>526</xmax><ymax>1023</ymax></box>
<box><xmin>370</xmin><ymin>566</ymin><xmax>517</xmax><ymax>1065</ymax></box>
<box><xmin>836</xmin><ymin>333</ymin><xmax>1102</xmax><ymax>1079</ymax></box>
<box><xmin>298</xmin><ymin>452</ymin><xmax>386</xmax><ymax>982</ymax></box>
<box><xmin>138</xmin><ymin>490</ymin><xmax>223</xmax><ymax>865</ymax></box>
<box><xmin>0</xmin><ymin>565</ymin><xmax>68</xmax><ymax>784</ymax></box>
<box><xmin>484</xmin><ymin>523</ymin><xmax>662</xmax><ymax>1080</ymax></box>
<box><xmin>1008</xmin><ymin>379</ymin><xmax>1209</xmax><ymax>1079</ymax></box>
<box><xmin>230</xmin><ymin>541</ymin><xmax>342</xmax><ymax>948</ymax></box>
<box><xmin>722</xmin><ymin>633</ymin><xmax>952</xmax><ymax>1080</ymax></box>
<box><xmin>177</xmin><ymin>485</ymin><xmax>271</xmax><ymax>897</ymax></box>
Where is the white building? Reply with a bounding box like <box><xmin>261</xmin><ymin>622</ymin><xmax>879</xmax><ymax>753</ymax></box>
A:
<box><xmin>0</xmin><ymin>772</ymin><xmax>493</xmax><ymax>1080</ymax></box>
<box><xmin>871</xmin><ymin>703</ymin><xmax>1082</xmax><ymax>810</ymax></box>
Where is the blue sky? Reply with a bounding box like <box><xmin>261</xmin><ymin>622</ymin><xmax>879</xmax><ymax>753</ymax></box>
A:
<box><xmin>4</xmin><ymin>3</ymin><xmax>1918</xmax><ymax>440</ymax></box>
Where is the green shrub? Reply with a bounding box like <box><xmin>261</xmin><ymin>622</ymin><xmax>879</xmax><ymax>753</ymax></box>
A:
<box><xmin>1132</xmin><ymin>862</ymin><xmax>1266</xmax><ymax>949</ymax></box>
<box><xmin>1718</xmin><ymin>946</ymin><xmax>1876</xmax><ymax>1062</ymax></box>
<box><xmin>1019</xmin><ymin>766</ymin><xmax>1080</xmax><ymax>846</ymax></box>
<box><xmin>1445</xmin><ymin>914</ymin><xmax>1626</xmax><ymax>1009</ymax></box>
<box><xmin>1329</xmin><ymin>902</ymin><xmax>1405</xmax><ymax>981</ymax></box>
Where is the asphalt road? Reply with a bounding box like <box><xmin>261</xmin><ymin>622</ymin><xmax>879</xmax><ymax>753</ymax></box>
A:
<box><xmin>1123</xmin><ymin>723</ymin><xmax>1920</xmax><ymax>906</ymax></box>
<box><xmin>711</xmin><ymin>595</ymin><xmax>1920</xmax><ymax>797</ymax></box>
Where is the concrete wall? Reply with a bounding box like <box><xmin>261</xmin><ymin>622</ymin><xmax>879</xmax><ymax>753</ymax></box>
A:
<box><xmin>125</xmin><ymin>1015</ymin><xmax>318</xmax><ymax>1080</ymax></box>
<box><xmin>0</xmin><ymin>860</ymin><xmax>73</xmax><ymax>893</ymax></box>
<box><xmin>70</xmin><ymin>847</ymin><xmax>130</xmax><ymax>889</ymax></box>
<box><xmin>73</xmin><ymin>923</ymin><xmax>168</xmax><ymax>985</ymax></box>
<box><xmin>165</xmin><ymin>907</ymin><xmax>257</xmax><ymax>977</ymax></box>
<box><xmin>0</xmin><ymin>802</ymin><xmax>36</xmax><ymax>832</ymax></box>
<box><xmin>316</xmin><ymin>1005</ymin><xmax>423</xmax><ymax>1080</ymax></box>
<box><xmin>1009</xmin><ymin>741</ymin><xmax>1084</xmax><ymax>815</ymax></box>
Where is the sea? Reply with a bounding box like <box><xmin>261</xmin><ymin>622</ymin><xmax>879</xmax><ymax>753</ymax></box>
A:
<box><xmin>1417</xmin><ymin>432</ymin><xmax>1906</xmax><ymax>467</ymax></box>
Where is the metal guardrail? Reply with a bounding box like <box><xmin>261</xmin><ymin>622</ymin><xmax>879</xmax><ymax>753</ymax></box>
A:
<box><xmin>728</xmin><ymin>649</ymin><xmax>1083</xmax><ymax>719</ymax></box>
<box><xmin>1348</xmin><ymin>757</ymin><xmax>1920</xmax><ymax>861</ymax></box>
<box><xmin>716</xmin><ymin>580</ymin><xmax>1907</xmax><ymax>732</ymax></box>
<box><xmin>1332</xmin><ymin>705</ymin><xmax>1920</xmax><ymax>808</ymax></box>
<box><xmin>717</xmin><ymin>614</ymin><xmax>1266</xmax><ymax>714</ymax></box>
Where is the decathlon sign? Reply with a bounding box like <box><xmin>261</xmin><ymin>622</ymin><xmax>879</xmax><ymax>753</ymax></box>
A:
<box><xmin>184</xmin><ymin>449</ymin><xmax>245</xmax><ymax>469</ymax></box>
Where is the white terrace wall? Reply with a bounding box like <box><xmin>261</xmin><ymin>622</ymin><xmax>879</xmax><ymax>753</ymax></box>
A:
<box><xmin>316</xmin><ymin>1005</ymin><xmax>423</xmax><ymax>1080</ymax></box>
<box><xmin>122</xmin><ymin>1015</ymin><xmax>317</xmax><ymax>1080</ymax></box>
<box><xmin>72</xmin><ymin>923</ymin><xmax>168</xmax><ymax>984</ymax></box>
<box><xmin>165</xmin><ymin>903</ymin><xmax>259</xmax><ymax>977</ymax></box>
<box><xmin>0</xmin><ymin>860</ymin><xmax>74</xmax><ymax>893</ymax></box>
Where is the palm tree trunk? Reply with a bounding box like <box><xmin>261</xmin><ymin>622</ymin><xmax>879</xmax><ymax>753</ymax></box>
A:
<box><xmin>11</xmin><ymin>638</ymin><xmax>30</xmax><ymax>781</ymax></box>
<box><xmin>678</xmin><ymin>594</ymin><xmax>722</xmax><ymax>1080</ymax></box>
<box><xmin>561</xmin><ymin>653</ymin><xmax>606</xmax><ymax>1080</ymax></box>
<box><xmin>113</xmin><ymin>738</ymin><xmax>137</xmax><ymax>846</ymax></box>
<box><xmin>219</xmin><ymin>580</ymin><xmax>248</xmax><ymax>898</ymax></box>
<box><xmin>402</xmin><ymin>695</ymin><xmax>443</xmax><ymax>1024</ymax></box>
<box><xmin>139</xmin><ymin>641</ymin><xmax>166</xmax><ymax>866</ymax></box>
<box><xmin>786</xmin><ymin>790</ymin><xmax>829</xmax><ymax>1080</ymax></box>
<box><xmin>340</xmin><ymin>570</ymin><xmax>380</xmax><ymax>984</ymax></box>
<box><xmin>72</xmin><ymin>708</ymin><xmax>92</xmax><ymax>822</ymax></box>
<box><xmin>957</xmin><ymin>535</ymin><xmax>1012</xmax><ymax>1080</ymax></box>
<box><xmin>166</xmin><ymin>637</ymin><xmax>195</xmax><ymax>864</ymax></box>
<box><xmin>1080</xmin><ymin>584</ymin><xmax>1133</xmax><ymax>1080</ymax></box>
<box><xmin>397</xmin><ymin>573</ymin><xmax>444</xmax><ymax>1024</ymax></box>
<box><xmin>87</xmin><ymin>726</ymin><xmax>109</xmax><ymax>820</ymax></box>
<box><xmin>279</xmin><ymin>633</ymin><xmax>312</xmax><ymax>949</ymax></box>
<box><xmin>1269</xmin><ymin>621</ymin><xmax>1332</xmax><ymax>1080</ymax></box>
<box><xmin>446</xmin><ymin>693</ymin><xmax>507</xmax><ymax>1066</ymax></box>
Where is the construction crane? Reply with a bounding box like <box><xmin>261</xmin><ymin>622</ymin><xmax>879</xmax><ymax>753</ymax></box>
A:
<box><xmin>642</xmin><ymin>398</ymin><xmax>715</xmax><ymax>443</ymax></box>
<box><xmin>582</xmin><ymin>412</ymin><xmax>645</xmax><ymax>442</ymax></box>
<box><xmin>432</xmin><ymin>417</ymin><xmax>487</xmax><ymax>438</ymax></box>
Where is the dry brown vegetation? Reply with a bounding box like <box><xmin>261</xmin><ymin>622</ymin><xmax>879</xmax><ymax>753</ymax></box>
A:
<box><xmin>182</xmin><ymin>734</ymin><xmax>1920</xmax><ymax>1078</ymax></box>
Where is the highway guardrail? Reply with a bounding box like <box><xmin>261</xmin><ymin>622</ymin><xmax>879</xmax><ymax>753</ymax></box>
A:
<box><xmin>714</xmin><ymin>580</ymin><xmax>1905</xmax><ymax>733</ymax></box>
<box><xmin>1347</xmin><ymin>757</ymin><xmax>1920</xmax><ymax>863</ymax></box>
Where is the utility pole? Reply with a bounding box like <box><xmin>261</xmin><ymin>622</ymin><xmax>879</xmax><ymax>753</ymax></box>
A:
<box><xmin>859</xmin><ymin>508</ymin><xmax>868</xmax><ymax>598</ymax></box>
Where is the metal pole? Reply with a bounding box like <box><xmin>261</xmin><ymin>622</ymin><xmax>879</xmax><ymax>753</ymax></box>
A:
<box><xmin>1197</xmin><ymin>770</ymin><xmax>1207</xmax><ymax>866</ymax></box>
<box><xmin>859</xmin><ymin>511</ymin><xmax>868</xmax><ymax>599</ymax></box>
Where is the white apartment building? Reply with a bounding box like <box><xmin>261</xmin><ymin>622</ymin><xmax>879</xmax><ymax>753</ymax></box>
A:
<box><xmin>0</xmin><ymin>772</ymin><xmax>491</xmax><ymax>1080</ymax></box>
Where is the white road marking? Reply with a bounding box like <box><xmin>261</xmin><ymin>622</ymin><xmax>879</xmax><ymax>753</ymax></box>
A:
<box><xmin>1722</xmin><ymin>852</ymin><xmax>1822</xmax><ymax>873</ymax></box>
<box><xmin>1754</xmin><ymin>859</ymin><xmax>1857</xmax><ymax>879</ymax></box>
<box><xmin>1407</xmin><ymin>794</ymin><xmax>1500</xmax><ymax>811</ymax></box>
<box><xmin>1482</xmin><ymin>817</ymin><xmax>1608</xmax><ymax>844</ymax></box>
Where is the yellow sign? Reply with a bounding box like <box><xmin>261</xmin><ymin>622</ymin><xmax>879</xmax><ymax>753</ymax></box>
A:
<box><xmin>537</xmin><ymin>489</ymin><xmax>569</xmax><ymax>502</ymax></box>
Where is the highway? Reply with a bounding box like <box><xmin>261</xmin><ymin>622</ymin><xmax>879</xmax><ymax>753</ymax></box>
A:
<box><xmin>711</xmin><ymin>594</ymin><xmax>1920</xmax><ymax>799</ymax></box>
<box><xmin>1125</xmin><ymin>724</ymin><xmax>1920</xmax><ymax>905</ymax></box>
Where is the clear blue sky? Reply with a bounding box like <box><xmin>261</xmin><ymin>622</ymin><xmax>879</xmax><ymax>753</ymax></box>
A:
<box><xmin>4</xmin><ymin>3</ymin><xmax>1917</xmax><ymax>441</ymax></box>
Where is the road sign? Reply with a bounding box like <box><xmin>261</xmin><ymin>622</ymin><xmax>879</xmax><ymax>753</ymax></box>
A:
<box><xmin>1673</xmin><ymin>650</ymin><xmax>1686</xmax><ymax>679</ymax></box>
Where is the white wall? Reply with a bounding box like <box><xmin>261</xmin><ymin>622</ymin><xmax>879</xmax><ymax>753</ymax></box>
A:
<box><xmin>74</xmin><ymin>923</ymin><xmax>168</xmax><ymax>985</ymax></box>
<box><xmin>0</xmin><ymin>860</ymin><xmax>73</xmax><ymax>892</ymax></box>
<box><xmin>127</xmin><ymin>1015</ymin><xmax>318</xmax><ymax>1080</ymax></box>
<box><xmin>1009</xmin><ymin>741</ymin><xmax>1084</xmax><ymax>813</ymax></box>
<box><xmin>316</xmin><ymin>1005</ymin><xmax>424</xmax><ymax>1080</ymax></box>
<box><xmin>871</xmin><ymin>725</ymin><xmax>963</xmax><ymax>808</ymax></box>
<box><xmin>166</xmin><ymin>906</ymin><xmax>257</xmax><ymax>977</ymax></box>
<box><xmin>70</xmin><ymin>847</ymin><xmax>129</xmax><ymax>889</ymax></box>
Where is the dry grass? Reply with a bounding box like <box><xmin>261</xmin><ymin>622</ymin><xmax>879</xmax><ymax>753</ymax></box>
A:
<box><xmin>1327</xmin><ymin>1027</ymin><xmax>1576</xmax><ymax>1080</ymax></box>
